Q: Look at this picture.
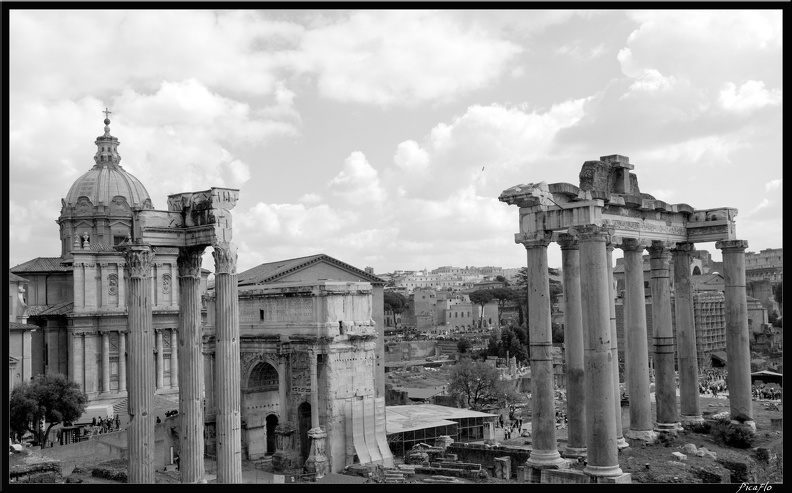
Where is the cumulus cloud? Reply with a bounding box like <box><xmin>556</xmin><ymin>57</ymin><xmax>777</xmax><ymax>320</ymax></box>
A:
<box><xmin>622</xmin><ymin>69</ymin><xmax>676</xmax><ymax>97</ymax></box>
<box><xmin>764</xmin><ymin>179</ymin><xmax>782</xmax><ymax>192</ymax></box>
<box><xmin>294</xmin><ymin>10</ymin><xmax>522</xmax><ymax>105</ymax></box>
<box><xmin>743</xmin><ymin>198</ymin><xmax>770</xmax><ymax>218</ymax></box>
<box><xmin>719</xmin><ymin>80</ymin><xmax>782</xmax><ymax>114</ymax></box>
<box><xmin>393</xmin><ymin>140</ymin><xmax>430</xmax><ymax>172</ymax></box>
<box><xmin>328</xmin><ymin>151</ymin><xmax>387</xmax><ymax>204</ymax></box>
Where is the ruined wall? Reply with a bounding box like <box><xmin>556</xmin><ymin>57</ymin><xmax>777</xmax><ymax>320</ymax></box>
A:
<box><xmin>446</xmin><ymin>443</ymin><xmax>530</xmax><ymax>478</ymax></box>
<box><xmin>384</xmin><ymin>341</ymin><xmax>438</xmax><ymax>362</ymax></box>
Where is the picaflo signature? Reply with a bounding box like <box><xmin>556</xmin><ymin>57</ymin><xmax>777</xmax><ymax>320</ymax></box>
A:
<box><xmin>737</xmin><ymin>482</ymin><xmax>773</xmax><ymax>492</ymax></box>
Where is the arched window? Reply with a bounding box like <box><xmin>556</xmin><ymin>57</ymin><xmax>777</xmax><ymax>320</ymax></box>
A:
<box><xmin>247</xmin><ymin>362</ymin><xmax>279</xmax><ymax>391</ymax></box>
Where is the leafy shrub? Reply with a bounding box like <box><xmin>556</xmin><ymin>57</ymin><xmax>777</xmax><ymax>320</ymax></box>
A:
<box><xmin>709</xmin><ymin>418</ymin><xmax>755</xmax><ymax>448</ymax></box>
<box><xmin>683</xmin><ymin>420</ymin><xmax>712</xmax><ymax>434</ymax></box>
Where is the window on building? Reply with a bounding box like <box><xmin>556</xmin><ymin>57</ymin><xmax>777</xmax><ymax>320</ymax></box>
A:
<box><xmin>260</xmin><ymin>309</ymin><xmax>264</xmax><ymax>321</ymax></box>
<box><xmin>113</xmin><ymin>236</ymin><xmax>126</xmax><ymax>246</ymax></box>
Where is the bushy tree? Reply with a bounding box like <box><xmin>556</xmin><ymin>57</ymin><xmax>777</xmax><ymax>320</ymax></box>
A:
<box><xmin>447</xmin><ymin>357</ymin><xmax>517</xmax><ymax>410</ymax></box>
<box><xmin>10</xmin><ymin>373</ymin><xmax>88</xmax><ymax>447</ymax></box>
<box><xmin>490</xmin><ymin>287</ymin><xmax>517</xmax><ymax>326</ymax></box>
<box><xmin>457</xmin><ymin>337</ymin><xmax>472</xmax><ymax>354</ymax></box>
<box><xmin>384</xmin><ymin>291</ymin><xmax>409</xmax><ymax>329</ymax></box>
<box><xmin>469</xmin><ymin>290</ymin><xmax>494</xmax><ymax>328</ymax></box>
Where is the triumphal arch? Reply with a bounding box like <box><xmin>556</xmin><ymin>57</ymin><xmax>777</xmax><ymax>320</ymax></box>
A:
<box><xmin>499</xmin><ymin>155</ymin><xmax>752</xmax><ymax>483</ymax></box>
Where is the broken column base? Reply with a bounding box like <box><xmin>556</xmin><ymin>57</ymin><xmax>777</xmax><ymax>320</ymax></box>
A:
<box><xmin>272</xmin><ymin>450</ymin><xmax>302</xmax><ymax>473</ymax></box>
<box><xmin>625</xmin><ymin>429</ymin><xmax>657</xmax><ymax>444</ymax></box>
<box><xmin>616</xmin><ymin>437</ymin><xmax>630</xmax><ymax>449</ymax></box>
<box><xmin>654</xmin><ymin>422</ymin><xmax>682</xmax><ymax>436</ymax></box>
<box><xmin>561</xmin><ymin>446</ymin><xmax>587</xmax><ymax>459</ymax></box>
<box><xmin>731</xmin><ymin>420</ymin><xmax>756</xmax><ymax>434</ymax></box>
<box><xmin>524</xmin><ymin>453</ymin><xmax>569</xmax><ymax>483</ymax></box>
<box><xmin>680</xmin><ymin>414</ymin><xmax>704</xmax><ymax>425</ymax></box>
<box><xmin>595</xmin><ymin>473</ymin><xmax>632</xmax><ymax>483</ymax></box>
<box><xmin>304</xmin><ymin>427</ymin><xmax>330</xmax><ymax>479</ymax></box>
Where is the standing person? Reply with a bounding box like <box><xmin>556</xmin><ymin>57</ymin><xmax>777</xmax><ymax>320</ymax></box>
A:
<box><xmin>115</xmin><ymin>414</ymin><xmax>120</xmax><ymax>429</ymax></box>
<box><xmin>91</xmin><ymin>417</ymin><xmax>96</xmax><ymax>427</ymax></box>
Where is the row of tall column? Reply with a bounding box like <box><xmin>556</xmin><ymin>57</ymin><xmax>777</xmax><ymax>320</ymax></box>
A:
<box><xmin>123</xmin><ymin>243</ymin><xmax>242</xmax><ymax>484</ymax></box>
<box><xmin>524</xmin><ymin>228</ymin><xmax>754</xmax><ymax>479</ymax></box>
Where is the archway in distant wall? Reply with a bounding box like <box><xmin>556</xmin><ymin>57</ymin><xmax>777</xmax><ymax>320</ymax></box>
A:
<box><xmin>242</xmin><ymin>360</ymin><xmax>279</xmax><ymax>460</ymax></box>
<box><xmin>298</xmin><ymin>402</ymin><xmax>312</xmax><ymax>464</ymax></box>
<box><xmin>266</xmin><ymin>414</ymin><xmax>278</xmax><ymax>456</ymax></box>
<box><xmin>692</xmin><ymin>266</ymin><xmax>702</xmax><ymax>275</ymax></box>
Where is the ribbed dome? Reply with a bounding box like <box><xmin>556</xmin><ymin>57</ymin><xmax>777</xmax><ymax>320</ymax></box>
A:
<box><xmin>65</xmin><ymin>164</ymin><xmax>152</xmax><ymax>208</ymax></box>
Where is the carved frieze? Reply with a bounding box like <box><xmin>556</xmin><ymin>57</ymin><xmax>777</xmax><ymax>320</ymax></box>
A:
<box><xmin>108</xmin><ymin>274</ymin><xmax>118</xmax><ymax>296</ymax></box>
<box><xmin>162</xmin><ymin>274</ymin><xmax>171</xmax><ymax>294</ymax></box>
<box><xmin>290</xmin><ymin>351</ymin><xmax>311</xmax><ymax>394</ymax></box>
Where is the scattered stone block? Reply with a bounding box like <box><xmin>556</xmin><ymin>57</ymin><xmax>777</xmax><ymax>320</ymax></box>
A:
<box><xmin>493</xmin><ymin>456</ymin><xmax>511</xmax><ymax>479</ymax></box>
<box><xmin>671</xmin><ymin>452</ymin><xmax>687</xmax><ymax>461</ymax></box>
<box><xmin>540</xmin><ymin>469</ymin><xmax>592</xmax><ymax>484</ymax></box>
<box><xmin>596</xmin><ymin>473</ymin><xmax>632</xmax><ymax>483</ymax></box>
<box><xmin>682</xmin><ymin>443</ymin><xmax>698</xmax><ymax>455</ymax></box>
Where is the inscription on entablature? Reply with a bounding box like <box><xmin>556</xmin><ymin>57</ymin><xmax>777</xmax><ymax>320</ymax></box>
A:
<box><xmin>601</xmin><ymin>219</ymin><xmax>687</xmax><ymax>236</ymax></box>
<box><xmin>243</xmin><ymin>298</ymin><xmax>314</xmax><ymax>323</ymax></box>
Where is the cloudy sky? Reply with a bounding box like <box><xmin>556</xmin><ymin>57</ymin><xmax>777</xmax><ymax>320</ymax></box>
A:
<box><xmin>8</xmin><ymin>9</ymin><xmax>783</xmax><ymax>275</ymax></box>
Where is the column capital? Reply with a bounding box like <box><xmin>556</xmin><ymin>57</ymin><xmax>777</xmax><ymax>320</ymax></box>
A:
<box><xmin>517</xmin><ymin>231</ymin><xmax>554</xmax><ymax>249</ymax></box>
<box><xmin>715</xmin><ymin>239</ymin><xmax>749</xmax><ymax>252</ymax></box>
<box><xmin>212</xmin><ymin>242</ymin><xmax>238</xmax><ymax>275</ymax></box>
<box><xmin>647</xmin><ymin>240</ymin><xmax>676</xmax><ymax>257</ymax></box>
<box><xmin>556</xmin><ymin>233</ymin><xmax>579</xmax><ymax>250</ymax></box>
<box><xmin>569</xmin><ymin>224</ymin><xmax>613</xmax><ymax>243</ymax></box>
<box><xmin>177</xmin><ymin>246</ymin><xmax>205</xmax><ymax>278</ymax></box>
<box><xmin>619</xmin><ymin>237</ymin><xmax>651</xmax><ymax>252</ymax></box>
<box><xmin>671</xmin><ymin>241</ymin><xmax>696</xmax><ymax>254</ymax></box>
<box><xmin>122</xmin><ymin>245</ymin><xmax>155</xmax><ymax>278</ymax></box>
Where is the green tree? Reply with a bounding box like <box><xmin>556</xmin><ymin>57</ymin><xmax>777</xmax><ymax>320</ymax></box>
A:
<box><xmin>495</xmin><ymin>275</ymin><xmax>508</xmax><ymax>284</ymax></box>
<box><xmin>490</xmin><ymin>287</ymin><xmax>517</xmax><ymax>326</ymax></box>
<box><xmin>447</xmin><ymin>357</ymin><xmax>517</xmax><ymax>410</ymax></box>
<box><xmin>10</xmin><ymin>373</ymin><xmax>88</xmax><ymax>447</ymax></box>
<box><xmin>457</xmin><ymin>337</ymin><xmax>472</xmax><ymax>354</ymax></box>
<box><xmin>384</xmin><ymin>291</ymin><xmax>409</xmax><ymax>329</ymax></box>
<box><xmin>468</xmin><ymin>290</ymin><xmax>494</xmax><ymax>328</ymax></box>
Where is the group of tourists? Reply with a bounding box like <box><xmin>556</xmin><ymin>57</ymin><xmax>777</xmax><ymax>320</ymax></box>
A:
<box><xmin>698</xmin><ymin>368</ymin><xmax>728</xmax><ymax>397</ymax></box>
<box><xmin>752</xmin><ymin>385</ymin><xmax>781</xmax><ymax>400</ymax></box>
<box><xmin>88</xmin><ymin>414</ymin><xmax>121</xmax><ymax>434</ymax></box>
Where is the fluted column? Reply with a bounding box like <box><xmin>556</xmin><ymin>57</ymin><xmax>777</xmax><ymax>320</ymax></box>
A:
<box><xmin>119</xmin><ymin>331</ymin><xmax>126</xmax><ymax>393</ymax></box>
<box><xmin>575</xmin><ymin>225</ymin><xmax>622</xmax><ymax>477</ymax></box>
<box><xmin>178</xmin><ymin>246</ymin><xmax>205</xmax><ymax>483</ymax></box>
<box><xmin>123</xmin><ymin>245</ymin><xmax>156</xmax><ymax>483</ymax></box>
<box><xmin>305</xmin><ymin>347</ymin><xmax>329</xmax><ymax>478</ymax></box>
<box><xmin>557</xmin><ymin>234</ymin><xmax>586</xmax><ymax>457</ymax></box>
<box><xmin>606</xmin><ymin>240</ymin><xmax>629</xmax><ymax>449</ymax></box>
<box><xmin>648</xmin><ymin>241</ymin><xmax>679</xmax><ymax>432</ymax></box>
<box><xmin>620</xmin><ymin>238</ymin><xmax>656</xmax><ymax>442</ymax></box>
<box><xmin>522</xmin><ymin>232</ymin><xmax>567</xmax><ymax>469</ymax></box>
<box><xmin>170</xmin><ymin>329</ymin><xmax>178</xmax><ymax>389</ymax></box>
<box><xmin>102</xmin><ymin>331</ymin><xmax>110</xmax><ymax>393</ymax></box>
<box><xmin>279</xmin><ymin>352</ymin><xmax>288</xmax><ymax>422</ymax></box>
<box><xmin>156</xmin><ymin>330</ymin><xmax>164</xmax><ymax>390</ymax></box>
<box><xmin>716</xmin><ymin>240</ymin><xmax>754</xmax><ymax>430</ymax></box>
<box><xmin>671</xmin><ymin>243</ymin><xmax>701</xmax><ymax>424</ymax></box>
<box><xmin>213</xmin><ymin>243</ymin><xmax>242</xmax><ymax>483</ymax></box>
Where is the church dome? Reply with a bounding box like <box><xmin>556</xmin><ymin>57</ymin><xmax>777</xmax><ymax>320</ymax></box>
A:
<box><xmin>65</xmin><ymin>164</ymin><xmax>152</xmax><ymax>208</ymax></box>
<box><xmin>63</xmin><ymin>112</ymin><xmax>153</xmax><ymax>209</ymax></box>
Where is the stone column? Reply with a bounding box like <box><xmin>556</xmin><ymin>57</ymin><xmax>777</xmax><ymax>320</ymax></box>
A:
<box><xmin>123</xmin><ymin>245</ymin><xmax>156</xmax><ymax>483</ymax></box>
<box><xmin>273</xmin><ymin>347</ymin><xmax>300</xmax><ymax>471</ymax></box>
<box><xmin>648</xmin><ymin>241</ymin><xmax>679</xmax><ymax>433</ymax></box>
<box><xmin>671</xmin><ymin>243</ymin><xmax>702</xmax><ymax>424</ymax></box>
<box><xmin>213</xmin><ymin>243</ymin><xmax>242</xmax><ymax>483</ymax></box>
<box><xmin>177</xmin><ymin>246</ymin><xmax>206</xmax><ymax>483</ymax></box>
<box><xmin>620</xmin><ymin>238</ymin><xmax>656</xmax><ymax>442</ymax></box>
<box><xmin>119</xmin><ymin>331</ymin><xmax>126</xmax><ymax>393</ymax></box>
<box><xmin>155</xmin><ymin>330</ymin><xmax>164</xmax><ymax>391</ymax></box>
<box><xmin>102</xmin><ymin>331</ymin><xmax>110</xmax><ymax>393</ymax></box>
<box><xmin>575</xmin><ymin>225</ymin><xmax>622</xmax><ymax>478</ymax></box>
<box><xmin>716</xmin><ymin>240</ymin><xmax>754</xmax><ymax>430</ymax></box>
<box><xmin>606</xmin><ymin>240</ymin><xmax>629</xmax><ymax>449</ymax></box>
<box><xmin>170</xmin><ymin>329</ymin><xmax>178</xmax><ymax>389</ymax></box>
<box><xmin>557</xmin><ymin>234</ymin><xmax>586</xmax><ymax>458</ymax></box>
<box><xmin>279</xmin><ymin>352</ymin><xmax>289</xmax><ymax>421</ymax></box>
<box><xmin>305</xmin><ymin>348</ymin><xmax>329</xmax><ymax>478</ymax></box>
<box><xmin>522</xmin><ymin>232</ymin><xmax>567</xmax><ymax>469</ymax></box>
